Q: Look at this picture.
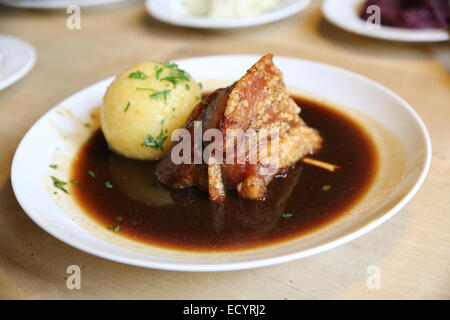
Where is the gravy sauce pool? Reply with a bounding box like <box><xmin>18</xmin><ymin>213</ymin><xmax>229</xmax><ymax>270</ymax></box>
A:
<box><xmin>71</xmin><ymin>96</ymin><xmax>378</xmax><ymax>251</ymax></box>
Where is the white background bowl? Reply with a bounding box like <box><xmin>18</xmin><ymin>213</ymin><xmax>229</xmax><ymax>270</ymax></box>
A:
<box><xmin>0</xmin><ymin>35</ymin><xmax>36</xmax><ymax>91</ymax></box>
<box><xmin>322</xmin><ymin>0</ymin><xmax>449</xmax><ymax>42</ymax></box>
<box><xmin>0</xmin><ymin>0</ymin><xmax>135</xmax><ymax>8</ymax></box>
<box><xmin>146</xmin><ymin>0</ymin><xmax>312</xmax><ymax>29</ymax></box>
<box><xmin>11</xmin><ymin>55</ymin><xmax>431</xmax><ymax>271</ymax></box>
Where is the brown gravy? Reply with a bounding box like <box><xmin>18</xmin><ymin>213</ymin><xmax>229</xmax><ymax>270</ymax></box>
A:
<box><xmin>71</xmin><ymin>96</ymin><xmax>378</xmax><ymax>251</ymax></box>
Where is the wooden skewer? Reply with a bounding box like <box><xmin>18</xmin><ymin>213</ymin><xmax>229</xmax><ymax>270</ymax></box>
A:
<box><xmin>302</xmin><ymin>157</ymin><xmax>340</xmax><ymax>172</ymax></box>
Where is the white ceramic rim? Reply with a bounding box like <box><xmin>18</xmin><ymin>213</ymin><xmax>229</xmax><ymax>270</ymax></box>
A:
<box><xmin>146</xmin><ymin>0</ymin><xmax>312</xmax><ymax>29</ymax></box>
<box><xmin>11</xmin><ymin>55</ymin><xmax>432</xmax><ymax>271</ymax></box>
<box><xmin>322</xmin><ymin>0</ymin><xmax>449</xmax><ymax>42</ymax></box>
<box><xmin>0</xmin><ymin>0</ymin><xmax>134</xmax><ymax>8</ymax></box>
<box><xmin>0</xmin><ymin>35</ymin><xmax>36</xmax><ymax>91</ymax></box>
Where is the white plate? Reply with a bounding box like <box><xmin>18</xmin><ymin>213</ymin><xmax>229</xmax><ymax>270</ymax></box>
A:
<box><xmin>11</xmin><ymin>55</ymin><xmax>431</xmax><ymax>271</ymax></box>
<box><xmin>322</xmin><ymin>0</ymin><xmax>449</xmax><ymax>42</ymax></box>
<box><xmin>0</xmin><ymin>0</ymin><xmax>134</xmax><ymax>9</ymax></box>
<box><xmin>0</xmin><ymin>35</ymin><xmax>36</xmax><ymax>91</ymax></box>
<box><xmin>146</xmin><ymin>0</ymin><xmax>312</xmax><ymax>29</ymax></box>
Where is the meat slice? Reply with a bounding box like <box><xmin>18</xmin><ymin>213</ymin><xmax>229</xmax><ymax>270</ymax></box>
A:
<box><xmin>156</xmin><ymin>54</ymin><xmax>322</xmax><ymax>201</ymax></box>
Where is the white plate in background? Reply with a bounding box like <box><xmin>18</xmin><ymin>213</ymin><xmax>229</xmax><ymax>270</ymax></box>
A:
<box><xmin>322</xmin><ymin>0</ymin><xmax>449</xmax><ymax>42</ymax></box>
<box><xmin>0</xmin><ymin>0</ymin><xmax>138</xmax><ymax>9</ymax></box>
<box><xmin>0</xmin><ymin>35</ymin><xmax>36</xmax><ymax>91</ymax></box>
<box><xmin>11</xmin><ymin>55</ymin><xmax>431</xmax><ymax>271</ymax></box>
<box><xmin>146</xmin><ymin>0</ymin><xmax>312</xmax><ymax>29</ymax></box>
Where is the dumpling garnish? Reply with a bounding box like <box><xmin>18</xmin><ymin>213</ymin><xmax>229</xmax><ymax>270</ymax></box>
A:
<box><xmin>101</xmin><ymin>61</ymin><xmax>201</xmax><ymax>160</ymax></box>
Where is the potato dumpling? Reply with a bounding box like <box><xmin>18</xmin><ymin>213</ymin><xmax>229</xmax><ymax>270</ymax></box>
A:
<box><xmin>101</xmin><ymin>61</ymin><xmax>201</xmax><ymax>160</ymax></box>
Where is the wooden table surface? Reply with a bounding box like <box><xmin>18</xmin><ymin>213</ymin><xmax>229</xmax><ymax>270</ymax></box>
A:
<box><xmin>0</xmin><ymin>0</ymin><xmax>449</xmax><ymax>300</ymax></box>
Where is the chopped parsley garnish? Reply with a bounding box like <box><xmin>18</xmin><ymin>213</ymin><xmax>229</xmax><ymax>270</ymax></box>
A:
<box><xmin>201</xmin><ymin>100</ymin><xmax>208</xmax><ymax>106</ymax></box>
<box><xmin>282</xmin><ymin>213</ymin><xmax>293</xmax><ymax>219</ymax></box>
<box><xmin>128</xmin><ymin>70</ymin><xmax>148</xmax><ymax>80</ymax></box>
<box><xmin>199</xmin><ymin>82</ymin><xmax>203</xmax><ymax>89</ymax></box>
<box><xmin>147</xmin><ymin>61</ymin><xmax>193</xmax><ymax>88</ymax></box>
<box><xmin>136</xmin><ymin>88</ymin><xmax>171</xmax><ymax>105</ymax></box>
<box><xmin>185</xmin><ymin>84</ymin><xmax>190</xmax><ymax>90</ymax></box>
<box><xmin>143</xmin><ymin>129</ymin><xmax>168</xmax><ymax>151</ymax></box>
<box><xmin>161</xmin><ymin>74</ymin><xmax>189</xmax><ymax>87</ymax></box>
<box><xmin>163</xmin><ymin>61</ymin><xmax>179</xmax><ymax>69</ymax></box>
<box><xmin>105</xmin><ymin>181</ymin><xmax>114</xmax><ymax>189</ymax></box>
<box><xmin>155</xmin><ymin>68</ymin><xmax>163</xmax><ymax>79</ymax></box>
<box><xmin>88</xmin><ymin>170</ymin><xmax>95</xmax><ymax>178</ymax></box>
<box><xmin>322</xmin><ymin>185</ymin><xmax>331</xmax><ymax>191</ymax></box>
<box><xmin>107</xmin><ymin>225</ymin><xmax>119</xmax><ymax>232</ymax></box>
<box><xmin>49</xmin><ymin>164</ymin><xmax>58</xmax><ymax>169</ymax></box>
<box><xmin>124</xmin><ymin>102</ymin><xmax>131</xmax><ymax>112</ymax></box>
<box><xmin>150</xmin><ymin>89</ymin><xmax>171</xmax><ymax>104</ymax></box>
<box><xmin>71</xmin><ymin>179</ymin><xmax>80</xmax><ymax>185</ymax></box>
<box><xmin>159</xmin><ymin>61</ymin><xmax>190</xmax><ymax>88</ymax></box>
<box><xmin>107</xmin><ymin>217</ymin><xmax>121</xmax><ymax>232</ymax></box>
<box><xmin>51</xmin><ymin>176</ymin><xmax>69</xmax><ymax>194</ymax></box>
